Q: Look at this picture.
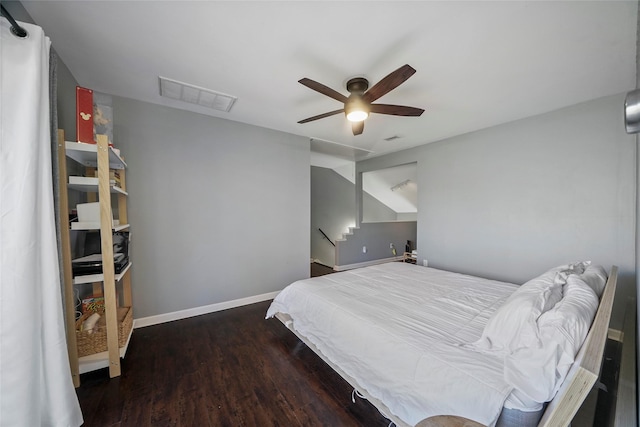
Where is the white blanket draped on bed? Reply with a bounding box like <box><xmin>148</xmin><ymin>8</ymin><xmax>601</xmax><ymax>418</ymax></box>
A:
<box><xmin>266</xmin><ymin>262</ymin><xmax>520</xmax><ymax>426</ymax></box>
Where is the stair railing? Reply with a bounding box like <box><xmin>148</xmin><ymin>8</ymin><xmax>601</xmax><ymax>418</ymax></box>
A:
<box><xmin>318</xmin><ymin>228</ymin><xmax>336</xmax><ymax>247</ymax></box>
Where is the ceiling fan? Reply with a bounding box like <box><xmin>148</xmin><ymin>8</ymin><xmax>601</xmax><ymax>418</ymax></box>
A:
<box><xmin>297</xmin><ymin>64</ymin><xmax>425</xmax><ymax>136</ymax></box>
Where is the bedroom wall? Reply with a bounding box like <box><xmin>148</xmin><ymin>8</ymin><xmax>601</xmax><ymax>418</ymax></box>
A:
<box><xmin>363</xmin><ymin>191</ymin><xmax>397</xmax><ymax>222</ymax></box>
<box><xmin>6</xmin><ymin>1</ymin><xmax>311</xmax><ymax>321</ymax></box>
<box><xmin>357</xmin><ymin>93</ymin><xmax>636</xmax><ymax>331</ymax></box>
<box><xmin>54</xmin><ymin>57</ymin><xmax>79</xmax><ymax>143</ymax></box>
<box><xmin>311</xmin><ymin>166</ymin><xmax>399</xmax><ymax>267</ymax></box>
<box><xmin>311</xmin><ymin>166</ymin><xmax>355</xmax><ymax>267</ymax></box>
<box><xmin>335</xmin><ymin>221</ymin><xmax>417</xmax><ymax>268</ymax></box>
<box><xmin>111</xmin><ymin>97</ymin><xmax>310</xmax><ymax>318</ymax></box>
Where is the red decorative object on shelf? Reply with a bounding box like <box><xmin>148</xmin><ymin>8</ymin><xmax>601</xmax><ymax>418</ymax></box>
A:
<box><xmin>76</xmin><ymin>86</ymin><xmax>95</xmax><ymax>144</ymax></box>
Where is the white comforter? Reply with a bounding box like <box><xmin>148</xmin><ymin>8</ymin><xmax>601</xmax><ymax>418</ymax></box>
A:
<box><xmin>266</xmin><ymin>262</ymin><xmax>519</xmax><ymax>426</ymax></box>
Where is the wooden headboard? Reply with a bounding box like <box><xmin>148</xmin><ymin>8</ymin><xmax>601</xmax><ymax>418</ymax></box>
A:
<box><xmin>537</xmin><ymin>265</ymin><xmax>618</xmax><ymax>427</ymax></box>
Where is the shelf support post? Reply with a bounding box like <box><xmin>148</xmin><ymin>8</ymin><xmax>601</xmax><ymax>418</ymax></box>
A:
<box><xmin>97</xmin><ymin>134</ymin><xmax>121</xmax><ymax>377</ymax></box>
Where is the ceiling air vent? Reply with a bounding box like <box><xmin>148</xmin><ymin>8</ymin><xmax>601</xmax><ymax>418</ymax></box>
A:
<box><xmin>159</xmin><ymin>76</ymin><xmax>237</xmax><ymax>112</ymax></box>
<box><xmin>384</xmin><ymin>135</ymin><xmax>401</xmax><ymax>142</ymax></box>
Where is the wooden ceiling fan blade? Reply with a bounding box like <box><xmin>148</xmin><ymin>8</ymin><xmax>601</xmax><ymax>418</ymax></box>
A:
<box><xmin>370</xmin><ymin>104</ymin><xmax>425</xmax><ymax>117</ymax></box>
<box><xmin>298</xmin><ymin>109</ymin><xmax>345</xmax><ymax>124</ymax></box>
<box><xmin>299</xmin><ymin>78</ymin><xmax>349</xmax><ymax>103</ymax></box>
<box><xmin>352</xmin><ymin>121</ymin><xmax>364</xmax><ymax>136</ymax></box>
<box><xmin>363</xmin><ymin>64</ymin><xmax>416</xmax><ymax>103</ymax></box>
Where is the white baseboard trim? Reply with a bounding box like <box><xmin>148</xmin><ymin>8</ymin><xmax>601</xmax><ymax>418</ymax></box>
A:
<box><xmin>132</xmin><ymin>291</ymin><xmax>280</xmax><ymax>329</ymax></box>
<box><xmin>334</xmin><ymin>256</ymin><xmax>403</xmax><ymax>271</ymax></box>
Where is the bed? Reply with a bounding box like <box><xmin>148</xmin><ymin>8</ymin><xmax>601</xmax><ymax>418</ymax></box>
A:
<box><xmin>266</xmin><ymin>261</ymin><xmax>617</xmax><ymax>427</ymax></box>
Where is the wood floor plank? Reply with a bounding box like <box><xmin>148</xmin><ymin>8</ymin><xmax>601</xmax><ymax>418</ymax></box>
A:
<box><xmin>76</xmin><ymin>299</ymin><xmax>390</xmax><ymax>426</ymax></box>
<box><xmin>119</xmin><ymin>386</ymin><xmax>153</xmax><ymax>426</ymax></box>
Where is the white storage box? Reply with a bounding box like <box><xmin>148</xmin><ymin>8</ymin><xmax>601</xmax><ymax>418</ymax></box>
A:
<box><xmin>73</xmin><ymin>202</ymin><xmax>117</xmax><ymax>230</ymax></box>
<box><xmin>77</xmin><ymin>202</ymin><xmax>101</xmax><ymax>223</ymax></box>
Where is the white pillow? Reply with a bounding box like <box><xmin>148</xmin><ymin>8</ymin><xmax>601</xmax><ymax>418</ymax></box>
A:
<box><xmin>504</xmin><ymin>275</ymin><xmax>599</xmax><ymax>403</ymax></box>
<box><xmin>538</xmin><ymin>275</ymin><xmax>599</xmax><ymax>357</ymax></box>
<box><xmin>578</xmin><ymin>265</ymin><xmax>607</xmax><ymax>298</ymax></box>
<box><xmin>469</xmin><ymin>262</ymin><xmax>589</xmax><ymax>355</ymax></box>
<box><xmin>552</xmin><ymin>261</ymin><xmax>590</xmax><ymax>284</ymax></box>
<box><xmin>470</xmin><ymin>271</ymin><xmax>561</xmax><ymax>354</ymax></box>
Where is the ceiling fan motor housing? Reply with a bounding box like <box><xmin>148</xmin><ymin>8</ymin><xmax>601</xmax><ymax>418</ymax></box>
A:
<box><xmin>345</xmin><ymin>77</ymin><xmax>371</xmax><ymax>122</ymax></box>
<box><xmin>346</xmin><ymin>77</ymin><xmax>369</xmax><ymax>95</ymax></box>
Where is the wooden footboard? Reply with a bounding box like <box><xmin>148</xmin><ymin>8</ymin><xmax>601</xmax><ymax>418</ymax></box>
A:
<box><xmin>275</xmin><ymin>266</ymin><xmax>618</xmax><ymax>427</ymax></box>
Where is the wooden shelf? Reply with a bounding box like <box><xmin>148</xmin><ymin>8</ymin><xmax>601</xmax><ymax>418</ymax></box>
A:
<box><xmin>71</xmin><ymin>223</ymin><xmax>130</xmax><ymax>231</ymax></box>
<box><xmin>78</xmin><ymin>325</ymin><xmax>134</xmax><ymax>374</ymax></box>
<box><xmin>73</xmin><ymin>262</ymin><xmax>132</xmax><ymax>285</ymax></box>
<box><xmin>65</xmin><ymin>140</ymin><xmax>126</xmax><ymax>169</ymax></box>
<box><xmin>68</xmin><ymin>177</ymin><xmax>128</xmax><ymax>196</ymax></box>
<box><xmin>60</xmin><ymin>133</ymin><xmax>133</xmax><ymax>385</ymax></box>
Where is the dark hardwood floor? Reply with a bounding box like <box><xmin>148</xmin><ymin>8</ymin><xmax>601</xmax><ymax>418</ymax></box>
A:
<box><xmin>310</xmin><ymin>262</ymin><xmax>334</xmax><ymax>278</ymax></box>
<box><xmin>76</xmin><ymin>274</ymin><xmax>388</xmax><ymax>426</ymax></box>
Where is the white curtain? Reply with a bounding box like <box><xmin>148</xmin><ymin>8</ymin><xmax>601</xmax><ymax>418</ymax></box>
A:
<box><xmin>0</xmin><ymin>19</ymin><xmax>83</xmax><ymax>426</ymax></box>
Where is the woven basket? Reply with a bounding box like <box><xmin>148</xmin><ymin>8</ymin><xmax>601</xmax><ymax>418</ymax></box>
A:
<box><xmin>75</xmin><ymin>306</ymin><xmax>133</xmax><ymax>357</ymax></box>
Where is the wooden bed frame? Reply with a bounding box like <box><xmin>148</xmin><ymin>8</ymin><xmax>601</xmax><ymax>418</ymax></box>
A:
<box><xmin>275</xmin><ymin>265</ymin><xmax>618</xmax><ymax>427</ymax></box>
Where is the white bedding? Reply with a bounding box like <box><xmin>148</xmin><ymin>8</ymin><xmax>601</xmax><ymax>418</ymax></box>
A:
<box><xmin>266</xmin><ymin>262</ymin><xmax>521</xmax><ymax>426</ymax></box>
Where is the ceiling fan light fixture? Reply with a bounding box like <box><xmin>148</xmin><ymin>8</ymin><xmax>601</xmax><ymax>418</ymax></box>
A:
<box><xmin>346</xmin><ymin>110</ymin><xmax>369</xmax><ymax>122</ymax></box>
<box><xmin>345</xmin><ymin>97</ymin><xmax>370</xmax><ymax>122</ymax></box>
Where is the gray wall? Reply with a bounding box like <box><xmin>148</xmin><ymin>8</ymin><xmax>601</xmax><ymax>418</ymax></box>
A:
<box><xmin>19</xmin><ymin>0</ymin><xmax>312</xmax><ymax>319</ymax></box>
<box><xmin>363</xmin><ymin>193</ymin><xmax>397</xmax><ymax>222</ymax></box>
<box><xmin>111</xmin><ymin>97</ymin><xmax>310</xmax><ymax>318</ymax></box>
<box><xmin>358</xmin><ymin>94</ymin><xmax>636</xmax><ymax>330</ymax></box>
<box><xmin>335</xmin><ymin>221</ymin><xmax>417</xmax><ymax>268</ymax></box>
<box><xmin>311</xmin><ymin>166</ymin><xmax>399</xmax><ymax>267</ymax></box>
<box><xmin>55</xmin><ymin>60</ymin><xmax>79</xmax><ymax>143</ymax></box>
<box><xmin>311</xmin><ymin>166</ymin><xmax>355</xmax><ymax>267</ymax></box>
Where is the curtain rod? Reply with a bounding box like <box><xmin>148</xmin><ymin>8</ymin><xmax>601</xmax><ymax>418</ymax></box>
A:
<box><xmin>0</xmin><ymin>4</ymin><xmax>28</xmax><ymax>38</ymax></box>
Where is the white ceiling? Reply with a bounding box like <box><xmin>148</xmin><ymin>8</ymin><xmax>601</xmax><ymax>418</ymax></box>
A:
<box><xmin>21</xmin><ymin>0</ymin><xmax>638</xmax><ymax>163</ymax></box>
